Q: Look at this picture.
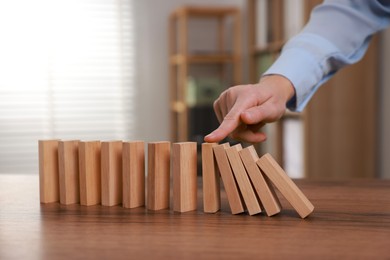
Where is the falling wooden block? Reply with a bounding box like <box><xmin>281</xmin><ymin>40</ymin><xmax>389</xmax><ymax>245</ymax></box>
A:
<box><xmin>202</xmin><ymin>143</ymin><xmax>220</xmax><ymax>213</ymax></box>
<box><xmin>257</xmin><ymin>153</ymin><xmax>314</xmax><ymax>218</ymax></box>
<box><xmin>122</xmin><ymin>141</ymin><xmax>145</xmax><ymax>208</ymax></box>
<box><xmin>79</xmin><ymin>141</ymin><xmax>101</xmax><ymax>206</ymax></box>
<box><xmin>213</xmin><ymin>143</ymin><xmax>244</xmax><ymax>214</ymax></box>
<box><xmin>239</xmin><ymin>146</ymin><xmax>281</xmax><ymax>216</ymax></box>
<box><xmin>173</xmin><ymin>142</ymin><xmax>197</xmax><ymax>212</ymax></box>
<box><xmin>101</xmin><ymin>141</ymin><xmax>123</xmax><ymax>206</ymax></box>
<box><xmin>58</xmin><ymin>140</ymin><xmax>80</xmax><ymax>205</ymax></box>
<box><xmin>225</xmin><ymin>144</ymin><xmax>261</xmax><ymax>216</ymax></box>
<box><xmin>147</xmin><ymin>141</ymin><xmax>171</xmax><ymax>211</ymax></box>
<box><xmin>39</xmin><ymin>140</ymin><xmax>60</xmax><ymax>203</ymax></box>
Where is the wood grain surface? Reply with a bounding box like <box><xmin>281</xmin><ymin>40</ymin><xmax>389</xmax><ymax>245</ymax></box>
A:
<box><xmin>122</xmin><ymin>141</ymin><xmax>145</xmax><ymax>209</ymax></box>
<box><xmin>213</xmin><ymin>143</ymin><xmax>244</xmax><ymax>214</ymax></box>
<box><xmin>147</xmin><ymin>142</ymin><xmax>171</xmax><ymax>210</ymax></box>
<box><xmin>58</xmin><ymin>140</ymin><xmax>80</xmax><ymax>205</ymax></box>
<box><xmin>172</xmin><ymin>142</ymin><xmax>197</xmax><ymax>212</ymax></box>
<box><xmin>39</xmin><ymin>140</ymin><xmax>60</xmax><ymax>203</ymax></box>
<box><xmin>239</xmin><ymin>146</ymin><xmax>281</xmax><ymax>216</ymax></box>
<box><xmin>101</xmin><ymin>141</ymin><xmax>123</xmax><ymax>206</ymax></box>
<box><xmin>225</xmin><ymin>144</ymin><xmax>261</xmax><ymax>215</ymax></box>
<box><xmin>0</xmin><ymin>174</ymin><xmax>389</xmax><ymax>259</ymax></box>
<box><xmin>79</xmin><ymin>141</ymin><xmax>101</xmax><ymax>206</ymax></box>
<box><xmin>257</xmin><ymin>153</ymin><xmax>314</xmax><ymax>218</ymax></box>
<box><xmin>202</xmin><ymin>143</ymin><xmax>220</xmax><ymax>213</ymax></box>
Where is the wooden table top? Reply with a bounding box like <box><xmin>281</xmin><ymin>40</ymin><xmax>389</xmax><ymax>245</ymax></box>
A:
<box><xmin>0</xmin><ymin>174</ymin><xmax>389</xmax><ymax>259</ymax></box>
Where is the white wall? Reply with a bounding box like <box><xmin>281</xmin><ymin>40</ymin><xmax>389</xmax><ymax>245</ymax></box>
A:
<box><xmin>132</xmin><ymin>0</ymin><xmax>246</xmax><ymax>142</ymax></box>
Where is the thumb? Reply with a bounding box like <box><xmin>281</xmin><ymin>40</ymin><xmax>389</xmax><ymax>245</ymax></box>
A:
<box><xmin>204</xmin><ymin>114</ymin><xmax>240</xmax><ymax>143</ymax></box>
<box><xmin>241</xmin><ymin>104</ymin><xmax>273</xmax><ymax>125</ymax></box>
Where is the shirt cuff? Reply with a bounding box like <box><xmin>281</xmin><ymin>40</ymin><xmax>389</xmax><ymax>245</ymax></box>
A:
<box><xmin>263</xmin><ymin>47</ymin><xmax>324</xmax><ymax>112</ymax></box>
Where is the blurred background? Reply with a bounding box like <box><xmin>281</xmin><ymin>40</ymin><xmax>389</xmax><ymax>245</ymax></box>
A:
<box><xmin>0</xmin><ymin>0</ymin><xmax>389</xmax><ymax>179</ymax></box>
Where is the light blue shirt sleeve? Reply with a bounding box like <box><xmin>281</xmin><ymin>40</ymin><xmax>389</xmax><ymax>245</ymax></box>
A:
<box><xmin>263</xmin><ymin>0</ymin><xmax>390</xmax><ymax>112</ymax></box>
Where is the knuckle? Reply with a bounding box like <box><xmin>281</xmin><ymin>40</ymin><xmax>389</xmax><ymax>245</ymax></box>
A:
<box><xmin>225</xmin><ymin>89</ymin><xmax>235</xmax><ymax>101</ymax></box>
<box><xmin>213</xmin><ymin>99</ymin><xmax>219</xmax><ymax>110</ymax></box>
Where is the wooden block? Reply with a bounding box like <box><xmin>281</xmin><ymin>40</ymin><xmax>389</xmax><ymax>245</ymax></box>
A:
<box><xmin>101</xmin><ymin>141</ymin><xmax>123</xmax><ymax>206</ymax></box>
<box><xmin>225</xmin><ymin>144</ymin><xmax>261</xmax><ymax>215</ymax></box>
<box><xmin>122</xmin><ymin>141</ymin><xmax>145</xmax><ymax>208</ymax></box>
<box><xmin>202</xmin><ymin>143</ymin><xmax>220</xmax><ymax>213</ymax></box>
<box><xmin>39</xmin><ymin>140</ymin><xmax>60</xmax><ymax>203</ymax></box>
<box><xmin>257</xmin><ymin>153</ymin><xmax>314</xmax><ymax>218</ymax></box>
<box><xmin>213</xmin><ymin>143</ymin><xmax>244</xmax><ymax>214</ymax></box>
<box><xmin>58</xmin><ymin>140</ymin><xmax>80</xmax><ymax>205</ymax></box>
<box><xmin>239</xmin><ymin>146</ymin><xmax>281</xmax><ymax>216</ymax></box>
<box><xmin>79</xmin><ymin>141</ymin><xmax>101</xmax><ymax>206</ymax></box>
<box><xmin>173</xmin><ymin>142</ymin><xmax>197</xmax><ymax>212</ymax></box>
<box><xmin>147</xmin><ymin>141</ymin><xmax>170</xmax><ymax>211</ymax></box>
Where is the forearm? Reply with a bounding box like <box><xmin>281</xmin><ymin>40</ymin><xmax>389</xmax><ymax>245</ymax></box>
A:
<box><xmin>264</xmin><ymin>0</ymin><xmax>390</xmax><ymax>111</ymax></box>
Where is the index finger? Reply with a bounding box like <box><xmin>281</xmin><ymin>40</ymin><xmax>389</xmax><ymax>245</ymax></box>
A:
<box><xmin>204</xmin><ymin>100</ymin><xmax>249</xmax><ymax>143</ymax></box>
<box><xmin>204</xmin><ymin>116</ymin><xmax>239</xmax><ymax>143</ymax></box>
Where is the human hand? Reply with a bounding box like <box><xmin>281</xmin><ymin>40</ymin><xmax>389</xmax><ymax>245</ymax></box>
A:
<box><xmin>204</xmin><ymin>75</ymin><xmax>295</xmax><ymax>143</ymax></box>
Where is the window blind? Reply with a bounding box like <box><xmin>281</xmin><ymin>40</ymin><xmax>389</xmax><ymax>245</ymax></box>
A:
<box><xmin>0</xmin><ymin>0</ymin><xmax>135</xmax><ymax>173</ymax></box>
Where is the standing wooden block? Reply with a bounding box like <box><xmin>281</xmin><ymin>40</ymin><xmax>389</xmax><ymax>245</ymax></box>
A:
<box><xmin>79</xmin><ymin>141</ymin><xmax>101</xmax><ymax>206</ymax></box>
<box><xmin>257</xmin><ymin>153</ymin><xmax>314</xmax><ymax>218</ymax></box>
<box><xmin>101</xmin><ymin>141</ymin><xmax>123</xmax><ymax>206</ymax></box>
<box><xmin>39</xmin><ymin>140</ymin><xmax>60</xmax><ymax>203</ymax></box>
<box><xmin>173</xmin><ymin>142</ymin><xmax>197</xmax><ymax>212</ymax></box>
<box><xmin>58</xmin><ymin>140</ymin><xmax>80</xmax><ymax>205</ymax></box>
<box><xmin>225</xmin><ymin>144</ymin><xmax>261</xmax><ymax>216</ymax></box>
<box><xmin>122</xmin><ymin>141</ymin><xmax>145</xmax><ymax>208</ymax></box>
<box><xmin>239</xmin><ymin>146</ymin><xmax>281</xmax><ymax>216</ymax></box>
<box><xmin>147</xmin><ymin>141</ymin><xmax>171</xmax><ymax>211</ymax></box>
<box><xmin>202</xmin><ymin>143</ymin><xmax>220</xmax><ymax>213</ymax></box>
<box><xmin>213</xmin><ymin>143</ymin><xmax>244</xmax><ymax>214</ymax></box>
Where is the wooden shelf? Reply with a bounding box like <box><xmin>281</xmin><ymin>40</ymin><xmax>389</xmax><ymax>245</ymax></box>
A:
<box><xmin>170</xmin><ymin>54</ymin><xmax>236</xmax><ymax>65</ymax></box>
<box><xmin>171</xmin><ymin>6</ymin><xmax>239</xmax><ymax>18</ymax></box>
<box><xmin>283</xmin><ymin>110</ymin><xmax>301</xmax><ymax>119</ymax></box>
<box><xmin>252</xmin><ymin>40</ymin><xmax>284</xmax><ymax>56</ymax></box>
<box><xmin>171</xmin><ymin>101</ymin><xmax>187</xmax><ymax>113</ymax></box>
<box><xmin>169</xmin><ymin>6</ymin><xmax>242</xmax><ymax>142</ymax></box>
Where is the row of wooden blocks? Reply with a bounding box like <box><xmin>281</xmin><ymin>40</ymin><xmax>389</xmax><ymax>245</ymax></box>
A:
<box><xmin>39</xmin><ymin>140</ymin><xmax>314</xmax><ymax>218</ymax></box>
<box><xmin>204</xmin><ymin>143</ymin><xmax>313</xmax><ymax>218</ymax></box>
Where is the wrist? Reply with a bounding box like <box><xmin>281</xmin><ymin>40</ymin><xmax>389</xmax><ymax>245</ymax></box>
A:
<box><xmin>260</xmin><ymin>74</ymin><xmax>296</xmax><ymax>103</ymax></box>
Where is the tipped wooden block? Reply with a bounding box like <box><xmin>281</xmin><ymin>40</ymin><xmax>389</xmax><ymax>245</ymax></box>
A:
<box><xmin>122</xmin><ymin>141</ymin><xmax>145</xmax><ymax>209</ymax></box>
<box><xmin>225</xmin><ymin>144</ymin><xmax>261</xmax><ymax>216</ymax></box>
<box><xmin>58</xmin><ymin>140</ymin><xmax>80</xmax><ymax>205</ymax></box>
<box><xmin>147</xmin><ymin>141</ymin><xmax>171</xmax><ymax>211</ymax></box>
<box><xmin>79</xmin><ymin>141</ymin><xmax>101</xmax><ymax>206</ymax></box>
<box><xmin>213</xmin><ymin>143</ymin><xmax>244</xmax><ymax>214</ymax></box>
<box><xmin>257</xmin><ymin>153</ymin><xmax>314</xmax><ymax>218</ymax></box>
<box><xmin>239</xmin><ymin>146</ymin><xmax>281</xmax><ymax>216</ymax></box>
<box><xmin>101</xmin><ymin>141</ymin><xmax>123</xmax><ymax>206</ymax></box>
<box><xmin>173</xmin><ymin>142</ymin><xmax>197</xmax><ymax>212</ymax></box>
<box><xmin>202</xmin><ymin>143</ymin><xmax>220</xmax><ymax>213</ymax></box>
<box><xmin>39</xmin><ymin>140</ymin><xmax>60</xmax><ymax>203</ymax></box>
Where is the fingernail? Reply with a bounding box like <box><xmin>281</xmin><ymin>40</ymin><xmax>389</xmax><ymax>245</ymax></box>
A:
<box><xmin>205</xmin><ymin>133</ymin><xmax>213</xmax><ymax>139</ymax></box>
<box><xmin>205</xmin><ymin>132</ymin><xmax>216</xmax><ymax>141</ymax></box>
